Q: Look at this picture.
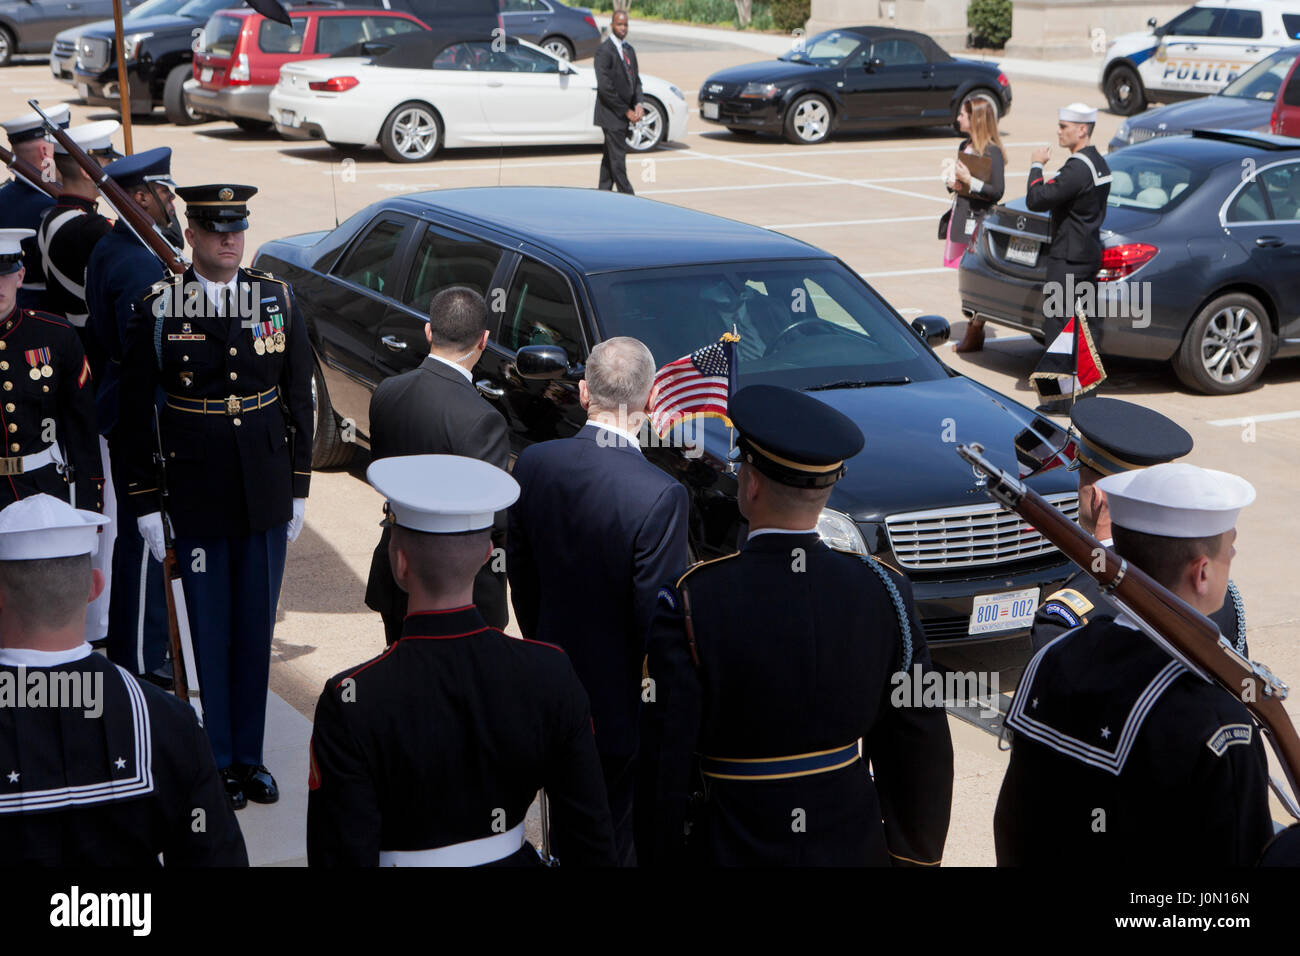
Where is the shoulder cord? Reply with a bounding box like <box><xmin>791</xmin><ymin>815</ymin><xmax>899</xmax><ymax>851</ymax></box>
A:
<box><xmin>1228</xmin><ymin>579</ymin><xmax>1246</xmax><ymax>655</ymax></box>
<box><xmin>860</xmin><ymin>555</ymin><xmax>913</xmax><ymax>672</ymax></box>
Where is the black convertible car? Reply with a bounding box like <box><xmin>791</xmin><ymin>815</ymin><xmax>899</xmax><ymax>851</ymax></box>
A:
<box><xmin>697</xmin><ymin>26</ymin><xmax>1012</xmax><ymax>144</ymax></box>
<box><xmin>253</xmin><ymin>186</ymin><xmax>1078</xmax><ymax>645</ymax></box>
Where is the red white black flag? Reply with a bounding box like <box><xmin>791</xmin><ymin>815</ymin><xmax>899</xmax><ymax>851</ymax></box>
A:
<box><xmin>1029</xmin><ymin>314</ymin><xmax>1105</xmax><ymax>401</ymax></box>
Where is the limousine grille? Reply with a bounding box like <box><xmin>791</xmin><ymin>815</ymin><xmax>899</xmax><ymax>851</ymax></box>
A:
<box><xmin>886</xmin><ymin>493</ymin><xmax>1079</xmax><ymax>570</ymax></box>
<box><xmin>78</xmin><ymin>37</ymin><xmax>111</xmax><ymax>72</ymax></box>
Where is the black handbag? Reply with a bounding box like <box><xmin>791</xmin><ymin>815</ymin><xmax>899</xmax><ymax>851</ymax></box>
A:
<box><xmin>937</xmin><ymin>206</ymin><xmax>952</xmax><ymax>241</ymax></box>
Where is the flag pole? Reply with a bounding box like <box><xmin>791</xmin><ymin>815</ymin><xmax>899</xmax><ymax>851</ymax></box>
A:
<box><xmin>111</xmin><ymin>0</ymin><xmax>134</xmax><ymax>154</ymax></box>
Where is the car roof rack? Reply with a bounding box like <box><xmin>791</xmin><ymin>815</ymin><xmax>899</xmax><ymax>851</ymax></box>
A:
<box><xmin>1190</xmin><ymin>128</ymin><xmax>1300</xmax><ymax>150</ymax></box>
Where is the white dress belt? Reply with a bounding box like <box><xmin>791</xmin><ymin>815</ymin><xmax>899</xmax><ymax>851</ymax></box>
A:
<box><xmin>1</xmin><ymin>443</ymin><xmax>63</xmax><ymax>475</ymax></box>
<box><xmin>378</xmin><ymin>820</ymin><xmax>525</xmax><ymax>867</ymax></box>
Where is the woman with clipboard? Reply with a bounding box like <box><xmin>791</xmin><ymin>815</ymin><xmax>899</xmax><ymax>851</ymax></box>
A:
<box><xmin>941</xmin><ymin>98</ymin><xmax>1005</xmax><ymax>352</ymax></box>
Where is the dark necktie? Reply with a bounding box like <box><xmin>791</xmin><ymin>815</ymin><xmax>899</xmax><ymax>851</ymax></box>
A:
<box><xmin>622</xmin><ymin>45</ymin><xmax>632</xmax><ymax>73</ymax></box>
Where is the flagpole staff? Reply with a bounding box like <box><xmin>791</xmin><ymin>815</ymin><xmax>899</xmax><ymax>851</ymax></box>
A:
<box><xmin>111</xmin><ymin>0</ymin><xmax>133</xmax><ymax>154</ymax></box>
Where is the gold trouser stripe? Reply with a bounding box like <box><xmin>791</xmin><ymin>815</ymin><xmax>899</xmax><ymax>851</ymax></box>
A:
<box><xmin>746</xmin><ymin>437</ymin><xmax>843</xmax><ymax>474</ymax></box>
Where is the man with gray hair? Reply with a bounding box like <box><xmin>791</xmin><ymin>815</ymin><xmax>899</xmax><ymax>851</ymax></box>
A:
<box><xmin>508</xmin><ymin>336</ymin><xmax>689</xmax><ymax>865</ymax></box>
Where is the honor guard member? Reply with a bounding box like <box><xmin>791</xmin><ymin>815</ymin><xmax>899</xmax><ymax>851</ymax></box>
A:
<box><xmin>1029</xmin><ymin>398</ymin><xmax>1246</xmax><ymax>654</ymax></box>
<box><xmin>0</xmin><ymin>103</ymin><xmax>70</xmax><ymax>312</ymax></box>
<box><xmin>638</xmin><ymin>385</ymin><xmax>954</xmax><ymax>867</ymax></box>
<box><xmin>120</xmin><ymin>184</ymin><xmax>312</xmax><ymax>811</ymax></box>
<box><xmin>83</xmin><ymin>147</ymin><xmax>179</xmax><ymax>683</ymax></box>
<box><xmin>995</xmin><ymin>463</ymin><xmax>1275</xmax><ymax>866</ymax></box>
<box><xmin>0</xmin><ymin>229</ymin><xmax>102</xmax><ymax>515</ymax></box>
<box><xmin>308</xmin><ymin>455</ymin><xmax>616</xmax><ymax>867</ymax></box>
<box><xmin>1026</xmin><ymin>103</ymin><xmax>1111</xmax><ymax>413</ymax></box>
<box><xmin>0</xmin><ymin>494</ymin><xmax>247</xmax><ymax>866</ymax></box>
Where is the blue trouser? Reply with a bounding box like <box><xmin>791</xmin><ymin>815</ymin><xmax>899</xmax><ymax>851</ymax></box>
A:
<box><xmin>176</xmin><ymin>526</ymin><xmax>288</xmax><ymax>769</ymax></box>
<box><xmin>104</xmin><ymin>440</ymin><xmax>169</xmax><ymax>674</ymax></box>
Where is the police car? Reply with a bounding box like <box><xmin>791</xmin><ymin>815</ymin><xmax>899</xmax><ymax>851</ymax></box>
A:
<box><xmin>1101</xmin><ymin>1</ymin><xmax>1300</xmax><ymax>115</ymax></box>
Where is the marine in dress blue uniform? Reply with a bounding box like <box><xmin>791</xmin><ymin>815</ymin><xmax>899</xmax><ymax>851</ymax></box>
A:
<box><xmin>307</xmin><ymin>455</ymin><xmax>616</xmax><ymax>867</ymax></box>
<box><xmin>0</xmin><ymin>104</ymin><xmax>69</xmax><ymax>312</ymax></box>
<box><xmin>996</xmin><ymin>464</ymin><xmax>1275</xmax><ymax>865</ymax></box>
<box><xmin>119</xmin><ymin>184</ymin><xmax>312</xmax><ymax>810</ymax></box>
<box><xmin>0</xmin><ymin>230</ymin><xmax>102</xmax><ymax>514</ymax></box>
<box><xmin>638</xmin><ymin>385</ymin><xmax>954</xmax><ymax>866</ymax></box>
<box><xmin>83</xmin><ymin>148</ymin><xmax>179</xmax><ymax>680</ymax></box>
<box><xmin>1029</xmin><ymin>397</ymin><xmax>1247</xmax><ymax>654</ymax></box>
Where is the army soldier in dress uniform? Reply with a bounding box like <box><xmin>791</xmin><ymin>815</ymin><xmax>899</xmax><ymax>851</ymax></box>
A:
<box><xmin>995</xmin><ymin>463</ymin><xmax>1275</xmax><ymax>866</ymax></box>
<box><xmin>0</xmin><ymin>103</ymin><xmax>69</xmax><ymax>312</ymax></box>
<box><xmin>638</xmin><ymin>385</ymin><xmax>954</xmax><ymax>866</ymax></box>
<box><xmin>119</xmin><ymin>184</ymin><xmax>312</xmax><ymax>811</ymax></box>
<box><xmin>1030</xmin><ymin>397</ymin><xmax>1247</xmax><ymax>654</ymax></box>
<box><xmin>1026</xmin><ymin>103</ymin><xmax>1111</xmax><ymax>414</ymax></box>
<box><xmin>84</xmin><ymin>148</ymin><xmax>179</xmax><ymax>683</ymax></box>
<box><xmin>308</xmin><ymin>455</ymin><xmax>615</xmax><ymax>867</ymax></box>
<box><xmin>0</xmin><ymin>494</ymin><xmax>246</xmax><ymax>866</ymax></box>
<box><xmin>0</xmin><ymin>229</ymin><xmax>102</xmax><ymax>515</ymax></box>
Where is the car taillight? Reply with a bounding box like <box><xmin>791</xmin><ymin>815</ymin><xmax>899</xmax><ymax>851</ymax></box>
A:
<box><xmin>584</xmin><ymin>14</ymin><xmax>596</xmax><ymax>28</ymax></box>
<box><xmin>229</xmin><ymin>52</ymin><xmax>250</xmax><ymax>84</ymax></box>
<box><xmin>1271</xmin><ymin>99</ymin><xmax>1284</xmax><ymax>135</ymax></box>
<box><xmin>996</xmin><ymin>72</ymin><xmax>1009</xmax><ymax>87</ymax></box>
<box><xmin>309</xmin><ymin>76</ymin><xmax>359</xmax><ymax>92</ymax></box>
<box><xmin>1096</xmin><ymin>242</ymin><xmax>1157</xmax><ymax>281</ymax></box>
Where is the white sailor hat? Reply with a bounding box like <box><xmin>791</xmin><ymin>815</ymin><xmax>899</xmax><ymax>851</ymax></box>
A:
<box><xmin>0</xmin><ymin>494</ymin><xmax>108</xmax><ymax>560</ymax></box>
<box><xmin>51</xmin><ymin>119</ymin><xmax>122</xmax><ymax>160</ymax></box>
<box><xmin>2</xmin><ymin>103</ymin><xmax>70</xmax><ymax>144</ymax></box>
<box><xmin>0</xmin><ymin>228</ymin><xmax>34</xmax><ymax>276</ymax></box>
<box><xmin>1096</xmin><ymin>462</ymin><xmax>1255</xmax><ymax>538</ymax></box>
<box><xmin>367</xmin><ymin>454</ymin><xmax>519</xmax><ymax>534</ymax></box>
<box><xmin>1059</xmin><ymin>102</ymin><xmax>1098</xmax><ymax>124</ymax></box>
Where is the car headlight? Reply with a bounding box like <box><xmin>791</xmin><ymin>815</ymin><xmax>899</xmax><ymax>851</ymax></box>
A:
<box><xmin>816</xmin><ymin>508</ymin><xmax>868</xmax><ymax>555</ymax></box>
<box><xmin>739</xmin><ymin>82</ymin><xmax>780</xmax><ymax>100</ymax></box>
<box><xmin>123</xmin><ymin>31</ymin><xmax>153</xmax><ymax>60</ymax></box>
<box><xmin>669</xmin><ymin>84</ymin><xmax>685</xmax><ymax>101</ymax></box>
<box><xmin>1117</xmin><ymin>120</ymin><xmax>1131</xmax><ymax>143</ymax></box>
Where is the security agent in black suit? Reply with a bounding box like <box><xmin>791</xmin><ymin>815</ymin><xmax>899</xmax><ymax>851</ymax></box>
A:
<box><xmin>1030</xmin><ymin>398</ymin><xmax>1247</xmax><ymax>654</ymax></box>
<box><xmin>0</xmin><ymin>494</ymin><xmax>246</xmax><ymax>866</ymax></box>
<box><xmin>593</xmin><ymin>11</ymin><xmax>642</xmax><ymax>194</ymax></box>
<box><xmin>638</xmin><ymin>385</ymin><xmax>954</xmax><ymax>867</ymax></box>
<box><xmin>508</xmin><ymin>336</ymin><xmax>689</xmax><ymax>866</ymax></box>
<box><xmin>365</xmin><ymin>287</ymin><xmax>509</xmax><ymax>645</ymax></box>
<box><xmin>309</xmin><ymin>455</ymin><xmax>615</xmax><ymax>867</ymax></box>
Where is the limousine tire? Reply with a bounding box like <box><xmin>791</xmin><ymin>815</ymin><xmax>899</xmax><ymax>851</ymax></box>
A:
<box><xmin>311</xmin><ymin>359</ymin><xmax>353</xmax><ymax>469</ymax></box>
<box><xmin>1173</xmin><ymin>292</ymin><xmax>1271</xmax><ymax>395</ymax></box>
<box><xmin>379</xmin><ymin>101</ymin><xmax>442</xmax><ymax>163</ymax></box>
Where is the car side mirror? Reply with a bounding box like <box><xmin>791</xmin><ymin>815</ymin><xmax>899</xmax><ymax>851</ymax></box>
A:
<box><xmin>865</xmin><ymin>57</ymin><xmax>884</xmax><ymax>72</ymax></box>
<box><xmin>1147</xmin><ymin>16</ymin><xmax>1158</xmax><ymax>29</ymax></box>
<box><xmin>911</xmin><ymin>314</ymin><xmax>950</xmax><ymax>346</ymax></box>
<box><xmin>515</xmin><ymin>344</ymin><xmax>573</xmax><ymax>380</ymax></box>
<box><xmin>562</xmin><ymin>64</ymin><xmax>578</xmax><ymax>75</ymax></box>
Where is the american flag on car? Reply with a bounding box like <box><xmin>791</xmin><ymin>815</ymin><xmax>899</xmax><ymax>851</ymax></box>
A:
<box><xmin>649</xmin><ymin>333</ymin><xmax>739</xmax><ymax>438</ymax></box>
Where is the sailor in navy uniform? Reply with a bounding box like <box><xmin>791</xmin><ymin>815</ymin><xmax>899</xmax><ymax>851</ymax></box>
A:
<box><xmin>83</xmin><ymin>148</ymin><xmax>180</xmax><ymax>684</ymax></box>
<box><xmin>0</xmin><ymin>494</ymin><xmax>246</xmax><ymax>866</ymax></box>
<box><xmin>638</xmin><ymin>385</ymin><xmax>954</xmax><ymax>867</ymax></box>
<box><xmin>119</xmin><ymin>184</ymin><xmax>313</xmax><ymax>811</ymax></box>
<box><xmin>1031</xmin><ymin>397</ymin><xmax>1247</xmax><ymax>654</ymax></box>
<box><xmin>996</xmin><ymin>463</ymin><xmax>1275</xmax><ymax>866</ymax></box>
<box><xmin>0</xmin><ymin>230</ymin><xmax>102</xmax><ymax>515</ymax></box>
<box><xmin>0</xmin><ymin>104</ymin><xmax>69</xmax><ymax>312</ymax></box>
<box><xmin>307</xmin><ymin>455</ymin><xmax>615</xmax><ymax>867</ymax></box>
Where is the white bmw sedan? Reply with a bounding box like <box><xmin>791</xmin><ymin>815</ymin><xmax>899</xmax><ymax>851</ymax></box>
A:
<box><xmin>269</xmin><ymin>33</ymin><xmax>689</xmax><ymax>162</ymax></box>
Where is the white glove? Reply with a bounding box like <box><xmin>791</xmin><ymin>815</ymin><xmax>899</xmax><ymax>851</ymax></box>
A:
<box><xmin>287</xmin><ymin>497</ymin><xmax>306</xmax><ymax>543</ymax></box>
<box><xmin>138</xmin><ymin>512</ymin><xmax>166</xmax><ymax>563</ymax></box>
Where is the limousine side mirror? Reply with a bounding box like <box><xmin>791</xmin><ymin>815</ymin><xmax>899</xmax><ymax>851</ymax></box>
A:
<box><xmin>516</xmin><ymin>344</ymin><xmax>575</xmax><ymax>380</ymax></box>
<box><xmin>865</xmin><ymin>57</ymin><xmax>884</xmax><ymax>72</ymax></box>
<box><xmin>911</xmin><ymin>314</ymin><xmax>950</xmax><ymax>346</ymax></box>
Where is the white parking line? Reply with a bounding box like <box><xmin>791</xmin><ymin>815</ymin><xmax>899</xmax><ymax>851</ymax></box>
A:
<box><xmin>764</xmin><ymin>215</ymin><xmax>936</xmax><ymax>229</ymax></box>
<box><xmin>696</xmin><ymin>151</ymin><xmax>952</xmax><ymax>204</ymax></box>
<box><xmin>1207</xmin><ymin>410</ymin><xmax>1300</xmax><ymax>426</ymax></box>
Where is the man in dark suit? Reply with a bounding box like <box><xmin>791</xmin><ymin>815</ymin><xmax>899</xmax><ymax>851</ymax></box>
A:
<box><xmin>508</xmin><ymin>336</ymin><xmax>689</xmax><ymax>865</ymax></box>
<box><xmin>365</xmin><ymin>287</ymin><xmax>509</xmax><ymax>644</ymax></box>
<box><xmin>593</xmin><ymin>11</ymin><xmax>642</xmax><ymax>194</ymax></box>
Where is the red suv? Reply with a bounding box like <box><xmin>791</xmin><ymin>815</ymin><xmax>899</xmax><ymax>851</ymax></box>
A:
<box><xmin>184</xmin><ymin>3</ymin><xmax>429</xmax><ymax>130</ymax></box>
<box><xmin>1271</xmin><ymin>52</ymin><xmax>1300</xmax><ymax>137</ymax></box>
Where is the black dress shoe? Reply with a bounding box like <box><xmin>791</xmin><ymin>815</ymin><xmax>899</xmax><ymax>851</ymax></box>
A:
<box><xmin>220</xmin><ymin>768</ymin><xmax>247</xmax><ymax>811</ymax></box>
<box><xmin>233</xmin><ymin>764</ymin><xmax>279</xmax><ymax>804</ymax></box>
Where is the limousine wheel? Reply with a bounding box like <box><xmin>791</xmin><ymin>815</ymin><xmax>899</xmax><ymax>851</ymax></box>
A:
<box><xmin>627</xmin><ymin>97</ymin><xmax>665</xmax><ymax>152</ymax></box>
<box><xmin>1173</xmin><ymin>292</ymin><xmax>1272</xmax><ymax>395</ymax></box>
<box><xmin>379</xmin><ymin>101</ymin><xmax>443</xmax><ymax>163</ymax></box>
<box><xmin>311</xmin><ymin>360</ymin><xmax>354</xmax><ymax>469</ymax></box>
<box><xmin>0</xmin><ymin>27</ymin><xmax>13</xmax><ymax>68</ymax></box>
<box><xmin>783</xmin><ymin>94</ymin><xmax>831</xmax><ymax>145</ymax></box>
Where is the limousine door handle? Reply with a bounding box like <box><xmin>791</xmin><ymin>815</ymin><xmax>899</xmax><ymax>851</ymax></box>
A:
<box><xmin>1255</xmin><ymin>235</ymin><xmax>1285</xmax><ymax>248</ymax></box>
<box><xmin>486</xmin><ymin>79</ymin><xmax>504</xmax><ymax>88</ymax></box>
<box><xmin>476</xmin><ymin>379</ymin><xmax>506</xmax><ymax>399</ymax></box>
<box><xmin>381</xmin><ymin>335</ymin><xmax>408</xmax><ymax>351</ymax></box>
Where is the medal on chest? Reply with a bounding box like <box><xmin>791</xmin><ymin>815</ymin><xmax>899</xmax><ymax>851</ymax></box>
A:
<box><xmin>24</xmin><ymin>347</ymin><xmax>53</xmax><ymax>381</ymax></box>
<box><xmin>252</xmin><ymin>311</ymin><xmax>285</xmax><ymax>354</ymax></box>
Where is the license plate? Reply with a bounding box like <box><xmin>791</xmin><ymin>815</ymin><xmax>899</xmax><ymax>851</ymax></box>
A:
<box><xmin>280</xmin><ymin>109</ymin><xmax>297</xmax><ymax>127</ymax></box>
<box><xmin>702</xmin><ymin>101</ymin><xmax>719</xmax><ymax>119</ymax></box>
<box><xmin>200</xmin><ymin>67</ymin><xmax>213</xmax><ymax>82</ymax></box>
<box><xmin>76</xmin><ymin>82</ymin><xmax>89</xmax><ymax>100</ymax></box>
<box><xmin>1005</xmin><ymin>236</ymin><xmax>1039</xmax><ymax>267</ymax></box>
<box><xmin>968</xmin><ymin>587</ymin><xmax>1040</xmax><ymax>636</ymax></box>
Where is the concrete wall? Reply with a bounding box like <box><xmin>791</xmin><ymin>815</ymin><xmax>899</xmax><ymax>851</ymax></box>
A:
<box><xmin>807</xmin><ymin>0</ymin><xmax>971</xmax><ymax>47</ymax></box>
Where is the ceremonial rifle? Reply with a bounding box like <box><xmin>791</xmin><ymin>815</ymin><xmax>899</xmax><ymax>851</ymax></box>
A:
<box><xmin>956</xmin><ymin>442</ymin><xmax>1300</xmax><ymax>821</ymax></box>
<box><xmin>26</xmin><ymin>99</ymin><xmax>188</xmax><ymax>275</ymax></box>
<box><xmin>154</xmin><ymin>406</ymin><xmax>203</xmax><ymax>724</ymax></box>
<box><xmin>0</xmin><ymin>142</ymin><xmax>62</xmax><ymax>198</ymax></box>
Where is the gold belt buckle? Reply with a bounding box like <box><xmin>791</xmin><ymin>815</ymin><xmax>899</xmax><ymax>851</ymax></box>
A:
<box><xmin>0</xmin><ymin>457</ymin><xmax>21</xmax><ymax>476</ymax></box>
<box><xmin>225</xmin><ymin>394</ymin><xmax>242</xmax><ymax>416</ymax></box>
